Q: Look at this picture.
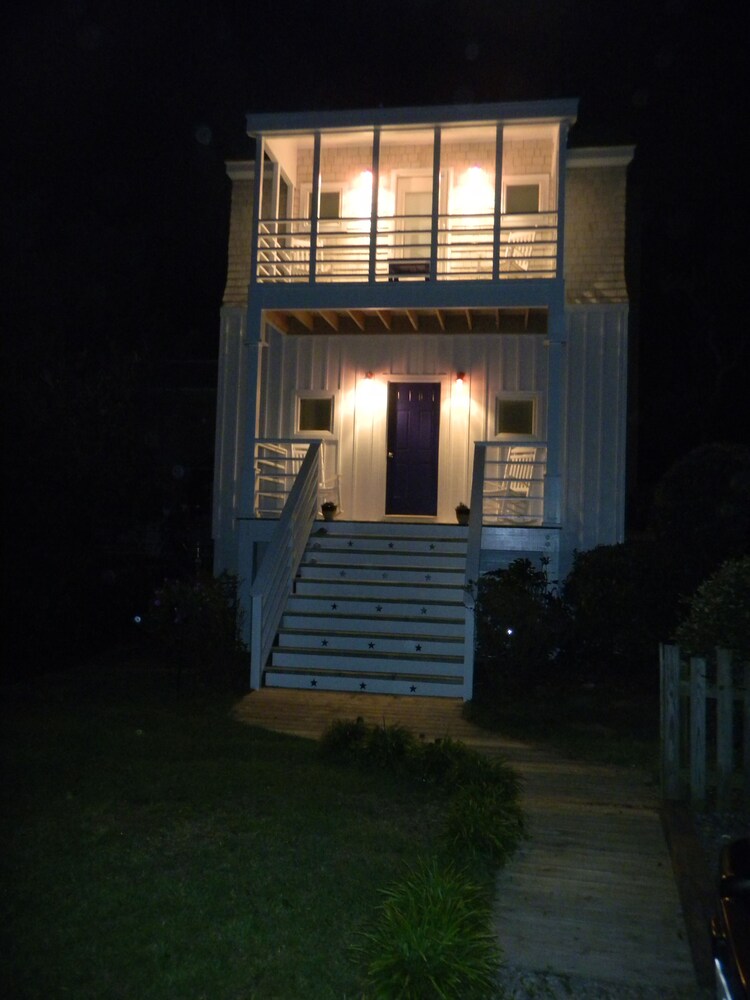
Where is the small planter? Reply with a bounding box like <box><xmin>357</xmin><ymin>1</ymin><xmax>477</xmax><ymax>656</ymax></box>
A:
<box><xmin>321</xmin><ymin>503</ymin><xmax>338</xmax><ymax>522</ymax></box>
<box><xmin>455</xmin><ymin>504</ymin><xmax>470</xmax><ymax>526</ymax></box>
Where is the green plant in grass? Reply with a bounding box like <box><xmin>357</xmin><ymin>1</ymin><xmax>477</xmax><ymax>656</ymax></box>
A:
<box><xmin>360</xmin><ymin>857</ymin><xmax>501</xmax><ymax>1000</ymax></box>
<box><xmin>443</xmin><ymin>782</ymin><xmax>526</xmax><ymax>869</ymax></box>
<box><xmin>318</xmin><ymin>716</ymin><xmax>369</xmax><ymax>762</ymax></box>
<box><xmin>414</xmin><ymin>738</ymin><xmax>522</xmax><ymax>802</ymax></box>
<box><xmin>363</xmin><ymin>722</ymin><xmax>418</xmax><ymax>769</ymax></box>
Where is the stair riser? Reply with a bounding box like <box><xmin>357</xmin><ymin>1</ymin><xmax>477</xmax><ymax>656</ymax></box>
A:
<box><xmin>271</xmin><ymin>650</ymin><xmax>462</xmax><ymax>675</ymax></box>
<box><xmin>285</xmin><ymin>596</ymin><xmax>465</xmax><ymax>618</ymax></box>
<box><xmin>298</xmin><ymin>566</ymin><xmax>465</xmax><ymax>584</ymax></box>
<box><xmin>311</xmin><ymin>521</ymin><xmax>468</xmax><ymax>539</ymax></box>
<box><xmin>303</xmin><ymin>551</ymin><xmax>466</xmax><ymax>568</ymax></box>
<box><xmin>293</xmin><ymin>579</ymin><xmax>465</xmax><ymax>600</ymax></box>
<box><xmin>307</xmin><ymin>539</ymin><xmax>468</xmax><ymax>555</ymax></box>
<box><xmin>278</xmin><ymin>632</ymin><xmax>462</xmax><ymax>655</ymax></box>
<box><xmin>264</xmin><ymin>671</ymin><xmax>463</xmax><ymax>698</ymax></box>
<box><xmin>279</xmin><ymin>614</ymin><xmax>465</xmax><ymax>637</ymax></box>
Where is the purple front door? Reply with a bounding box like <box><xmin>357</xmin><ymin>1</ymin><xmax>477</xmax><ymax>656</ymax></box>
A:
<box><xmin>385</xmin><ymin>382</ymin><xmax>440</xmax><ymax>515</ymax></box>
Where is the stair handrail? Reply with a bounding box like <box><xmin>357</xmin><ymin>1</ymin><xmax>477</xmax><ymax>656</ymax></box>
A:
<box><xmin>462</xmin><ymin>442</ymin><xmax>486</xmax><ymax>699</ymax></box>
<box><xmin>250</xmin><ymin>441</ymin><xmax>321</xmax><ymax>688</ymax></box>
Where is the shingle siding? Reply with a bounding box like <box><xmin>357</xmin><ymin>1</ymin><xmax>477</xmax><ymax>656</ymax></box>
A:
<box><xmin>222</xmin><ymin>166</ymin><xmax>254</xmax><ymax>307</ymax></box>
<box><xmin>564</xmin><ymin>162</ymin><xmax>629</xmax><ymax>304</ymax></box>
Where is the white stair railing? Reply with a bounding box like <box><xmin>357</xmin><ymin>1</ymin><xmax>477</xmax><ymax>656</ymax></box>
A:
<box><xmin>250</xmin><ymin>442</ymin><xmax>321</xmax><ymax>689</ymax></box>
<box><xmin>462</xmin><ymin>443</ymin><xmax>486</xmax><ymax>699</ymax></box>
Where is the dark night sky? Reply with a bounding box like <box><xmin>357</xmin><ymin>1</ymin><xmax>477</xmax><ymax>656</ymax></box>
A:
<box><xmin>5</xmin><ymin>0</ymin><xmax>748</xmax><ymax>492</ymax></box>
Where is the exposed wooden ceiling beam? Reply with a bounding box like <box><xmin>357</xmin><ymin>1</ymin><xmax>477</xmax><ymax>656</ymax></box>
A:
<box><xmin>406</xmin><ymin>309</ymin><xmax>419</xmax><ymax>331</ymax></box>
<box><xmin>291</xmin><ymin>310</ymin><xmax>315</xmax><ymax>331</ymax></box>
<box><xmin>465</xmin><ymin>309</ymin><xmax>473</xmax><ymax>331</ymax></box>
<box><xmin>348</xmin><ymin>310</ymin><xmax>366</xmax><ymax>331</ymax></box>
<box><xmin>375</xmin><ymin>310</ymin><xmax>391</xmax><ymax>331</ymax></box>
<box><xmin>320</xmin><ymin>310</ymin><xmax>339</xmax><ymax>332</ymax></box>
<box><xmin>265</xmin><ymin>311</ymin><xmax>290</xmax><ymax>334</ymax></box>
<box><xmin>435</xmin><ymin>309</ymin><xmax>445</xmax><ymax>331</ymax></box>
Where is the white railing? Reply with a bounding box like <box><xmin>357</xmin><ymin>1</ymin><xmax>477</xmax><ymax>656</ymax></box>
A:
<box><xmin>255</xmin><ymin>438</ymin><xmax>339</xmax><ymax>518</ymax></box>
<box><xmin>462</xmin><ymin>444</ymin><xmax>487</xmax><ymax>699</ymax></box>
<box><xmin>479</xmin><ymin>441</ymin><xmax>547</xmax><ymax>526</ymax></box>
<box><xmin>249</xmin><ymin>442</ymin><xmax>321</xmax><ymax>689</ymax></box>
<box><xmin>256</xmin><ymin>212</ymin><xmax>558</xmax><ymax>284</ymax></box>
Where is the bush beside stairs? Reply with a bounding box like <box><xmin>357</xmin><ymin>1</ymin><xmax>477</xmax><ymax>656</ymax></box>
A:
<box><xmin>264</xmin><ymin>521</ymin><xmax>469</xmax><ymax>697</ymax></box>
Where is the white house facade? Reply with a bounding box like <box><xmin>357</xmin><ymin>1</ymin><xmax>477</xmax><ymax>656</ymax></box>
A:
<box><xmin>212</xmin><ymin>100</ymin><xmax>633</xmax><ymax>698</ymax></box>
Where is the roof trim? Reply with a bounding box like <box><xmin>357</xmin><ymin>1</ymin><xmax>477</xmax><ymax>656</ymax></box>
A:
<box><xmin>245</xmin><ymin>99</ymin><xmax>579</xmax><ymax>136</ymax></box>
<box><xmin>225</xmin><ymin>160</ymin><xmax>255</xmax><ymax>180</ymax></box>
<box><xmin>567</xmin><ymin>146</ymin><xmax>635</xmax><ymax>168</ymax></box>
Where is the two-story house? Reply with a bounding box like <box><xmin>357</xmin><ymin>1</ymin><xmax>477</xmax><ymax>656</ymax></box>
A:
<box><xmin>213</xmin><ymin>99</ymin><xmax>632</xmax><ymax>699</ymax></box>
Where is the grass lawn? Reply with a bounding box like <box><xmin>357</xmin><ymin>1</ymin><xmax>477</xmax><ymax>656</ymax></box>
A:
<box><xmin>1</xmin><ymin>654</ymin><xmax>448</xmax><ymax>999</ymax></box>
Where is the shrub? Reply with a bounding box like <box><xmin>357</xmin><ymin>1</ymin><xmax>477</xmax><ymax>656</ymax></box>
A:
<box><xmin>319</xmin><ymin>717</ymin><xmax>369</xmax><ymax>763</ymax></box>
<box><xmin>649</xmin><ymin>442</ymin><xmax>750</xmax><ymax>594</ymax></box>
<box><xmin>413</xmin><ymin>737</ymin><xmax>479</xmax><ymax>788</ymax></box>
<box><xmin>561</xmin><ymin>541</ymin><xmax>679</xmax><ymax>685</ymax></box>
<box><xmin>360</xmin><ymin>858</ymin><xmax>500</xmax><ymax>1000</ymax></box>
<box><xmin>363</xmin><ymin>722</ymin><xmax>418</xmax><ymax>770</ymax></box>
<box><xmin>675</xmin><ymin>556</ymin><xmax>750</xmax><ymax>664</ymax></box>
<box><xmin>473</xmin><ymin>557</ymin><xmax>569</xmax><ymax>699</ymax></box>
<box><xmin>139</xmin><ymin>571</ymin><xmax>247</xmax><ymax>686</ymax></box>
<box><xmin>443</xmin><ymin>783</ymin><xmax>526</xmax><ymax>869</ymax></box>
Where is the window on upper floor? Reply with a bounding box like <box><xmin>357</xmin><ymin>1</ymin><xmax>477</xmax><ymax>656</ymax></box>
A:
<box><xmin>502</xmin><ymin>175</ymin><xmax>549</xmax><ymax>214</ymax></box>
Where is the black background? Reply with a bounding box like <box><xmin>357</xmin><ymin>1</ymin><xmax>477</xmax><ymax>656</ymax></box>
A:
<box><xmin>4</xmin><ymin>1</ymin><xmax>747</xmax><ymax>672</ymax></box>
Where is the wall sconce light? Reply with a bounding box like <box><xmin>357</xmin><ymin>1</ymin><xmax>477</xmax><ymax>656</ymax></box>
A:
<box><xmin>455</xmin><ymin>372</ymin><xmax>466</xmax><ymax>385</ymax></box>
<box><xmin>365</xmin><ymin>371</ymin><xmax>373</xmax><ymax>380</ymax></box>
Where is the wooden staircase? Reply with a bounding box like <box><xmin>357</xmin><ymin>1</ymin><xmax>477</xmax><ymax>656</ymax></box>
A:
<box><xmin>263</xmin><ymin>521</ymin><xmax>469</xmax><ymax>697</ymax></box>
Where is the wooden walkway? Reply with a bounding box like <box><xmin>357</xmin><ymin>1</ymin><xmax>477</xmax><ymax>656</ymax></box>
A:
<box><xmin>234</xmin><ymin>689</ymin><xmax>700</xmax><ymax>994</ymax></box>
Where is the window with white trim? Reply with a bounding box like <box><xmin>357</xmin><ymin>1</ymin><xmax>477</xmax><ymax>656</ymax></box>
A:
<box><xmin>494</xmin><ymin>395</ymin><xmax>537</xmax><ymax>437</ymax></box>
<box><xmin>502</xmin><ymin>174</ymin><xmax>549</xmax><ymax>214</ymax></box>
<box><xmin>296</xmin><ymin>393</ymin><xmax>335</xmax><ymax>436</ymax></box>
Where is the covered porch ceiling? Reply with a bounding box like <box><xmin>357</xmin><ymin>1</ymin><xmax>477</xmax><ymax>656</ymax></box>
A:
<box><xmin>264</xmin><ymin>306</ymin><xmax>548</xmax><ymax>336</ymax></box>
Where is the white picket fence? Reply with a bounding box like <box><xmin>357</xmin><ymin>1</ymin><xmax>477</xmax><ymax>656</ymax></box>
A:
<box><xmin>660</xmin><ymin>644</ymin><xmax>750</xmax><ymax>808</ymax></box>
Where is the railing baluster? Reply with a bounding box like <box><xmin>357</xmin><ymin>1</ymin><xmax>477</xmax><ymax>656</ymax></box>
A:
<box><xmin>249</xmin><ymin>442</ymin><xmax>321</xmax><ymax>688</ymax></box>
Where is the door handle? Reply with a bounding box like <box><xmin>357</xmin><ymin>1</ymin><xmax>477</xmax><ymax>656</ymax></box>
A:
<box><xmin>387</xmin><ymin>451</ymin><xmax>394</xmax><ymax>459</ymax></box>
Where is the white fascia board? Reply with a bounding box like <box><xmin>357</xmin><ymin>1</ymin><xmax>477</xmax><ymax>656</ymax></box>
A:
<box><xmin>225</xmin><ymin>160</ymin><xmax>255</xmax><ymax>180</ymax></box>
<box><xmin>245</xmin><ymin>99</ymin><xmax>579</xmax><ymax>137</ymax></box>
<box><xmin>567</xmin><ymin>146</ymin><xmax>635</xmax><ymax>169</ymax></box>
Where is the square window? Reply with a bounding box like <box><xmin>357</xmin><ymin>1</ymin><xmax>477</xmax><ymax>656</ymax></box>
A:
<box><xmin>306</xmin><ymin>190</ymin><xmax>341</xmax><ymax>219</ymax></box>
<box><xmin>505</xmin><ymin>184</ymin><xmax>540</xmax><ymax>214</ymax></box>
<box><xmin>496</xmin><ymin>398</ymin><xmax>534</xmax><ymax>436</ymax></box>
<box><xmin>298</xmin><ymin>397</ymin><xmax>334</xmax><ymax>433</ymax></box>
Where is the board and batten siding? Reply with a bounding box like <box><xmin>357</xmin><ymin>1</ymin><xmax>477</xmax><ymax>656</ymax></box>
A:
<box><xmin>258</xmin><ymin>327</ymin><xmax>549</xmax><ymax>523</ymax></box>
<box><xmin>562</xmin><ymin>305</ymin><xmax>628</xmax><ymax>567</ymax></box>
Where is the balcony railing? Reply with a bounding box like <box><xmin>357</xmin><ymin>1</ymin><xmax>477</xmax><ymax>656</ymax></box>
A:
<box><xmin>256</xmin><ymin>212</ymin><xmax>558</xmax><ymax>284</ymax></box>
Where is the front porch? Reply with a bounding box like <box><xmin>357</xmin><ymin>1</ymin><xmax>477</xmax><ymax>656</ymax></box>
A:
<box><xmin>240</xmin><ymin>443</ymin><xmax>560</xmax><ymax>701</ymax></box>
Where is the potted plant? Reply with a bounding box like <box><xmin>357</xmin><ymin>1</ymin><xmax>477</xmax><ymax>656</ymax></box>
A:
<box><xmin>321</xmin><ymin>501</ymin><xmax>338</xmax><ymax>522</ymax></box>
<box><xmin>455</xmin><ymin>502</ymin><xmax>470</xmax><ymax>525</ymax></box>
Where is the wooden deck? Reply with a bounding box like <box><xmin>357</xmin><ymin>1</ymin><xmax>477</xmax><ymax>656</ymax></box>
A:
<box><xmin>234</xmin><ymin>689</ymin><xmax>702</xmax><ymax>994</ymax></box>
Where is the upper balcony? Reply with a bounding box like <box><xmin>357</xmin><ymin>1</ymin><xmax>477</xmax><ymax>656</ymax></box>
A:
<box><xmin>247</xmin><ymin>102</ymin><xmax>576</xmax><ymax>290</ymax></box>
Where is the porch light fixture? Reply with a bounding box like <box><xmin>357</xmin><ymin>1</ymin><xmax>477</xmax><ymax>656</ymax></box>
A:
<box><xmin>365</xmin><ymin>371</ymin><xmax>373</xmax><ymax>380</ymax></box>
<box><xmin>455</xmin><ymin>372</ymin><xmax>466</xmax><ymax>384</ymax></box>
